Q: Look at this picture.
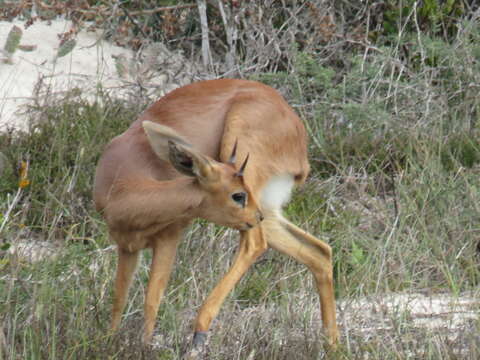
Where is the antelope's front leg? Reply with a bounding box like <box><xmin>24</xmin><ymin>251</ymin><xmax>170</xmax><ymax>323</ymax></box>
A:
<box><xmin>143</xmin><ymin>229</ymin><xmax>181</xmax><ymax>343</ymax></box>
<box><xmin>190</xmin><ymin>226</ymin><xmax>267</xmax><ymax>353</ymax></box>
<box><xmin>111</xmin><ymin>247</ymin><xmax>140</xmax><ymax>332</ymax></box>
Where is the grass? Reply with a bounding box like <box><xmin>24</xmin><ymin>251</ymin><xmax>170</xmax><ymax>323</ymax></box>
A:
<box><xmin>2</xmin><ymin>12</ymin><xmax>480</xmax><ymax>360</ymax></box>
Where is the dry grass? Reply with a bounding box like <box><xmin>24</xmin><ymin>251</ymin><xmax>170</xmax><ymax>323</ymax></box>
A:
<box><xmin>2</xmin><ymin>2</ymin><xmax>480</xmax><ymax>359</ymax></box>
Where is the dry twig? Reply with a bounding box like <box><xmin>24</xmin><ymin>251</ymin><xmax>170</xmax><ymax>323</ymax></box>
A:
<box><xmin>128</xmin><ymin>3</ymin><xmax>197</xmax><ymax>16</ymax></box>
<box><xmin>196</xmin><ymin>0</ymin><xmax>211</xmax><ymax>68</ymax></box>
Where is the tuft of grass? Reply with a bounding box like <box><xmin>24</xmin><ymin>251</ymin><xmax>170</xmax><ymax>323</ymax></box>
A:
<box><xmin>0</xmin><ymin>91</ymin><xmax>140</xmax><ymax>241</ymax></box>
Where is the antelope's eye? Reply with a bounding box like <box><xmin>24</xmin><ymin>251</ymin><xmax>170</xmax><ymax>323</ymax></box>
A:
<box><xmin>231</xmin><ymin>192</ymin><xmax>247</xmax><ymax>207</ymax></box>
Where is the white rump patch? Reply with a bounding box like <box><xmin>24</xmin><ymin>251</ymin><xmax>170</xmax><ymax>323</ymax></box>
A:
<box><xmin>260</xmin><ymin>174</ymin><xmax>295</xmax><ymax>210</ymax></box>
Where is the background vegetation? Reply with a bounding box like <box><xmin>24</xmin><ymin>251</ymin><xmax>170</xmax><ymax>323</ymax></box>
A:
<box><xmin>1</xmin><ymin>1</ymin><xmax>480</xmax><ymax>359</ymax></box>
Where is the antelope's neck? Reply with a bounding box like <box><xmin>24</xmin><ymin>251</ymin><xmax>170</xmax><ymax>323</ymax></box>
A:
<box><xmin>104</xmin><ymin>176</ymin><xmax>204</xmax><ymax>234</ymax></box>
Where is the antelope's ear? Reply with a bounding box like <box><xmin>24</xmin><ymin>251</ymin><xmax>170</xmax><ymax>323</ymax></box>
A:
<box><xmin>143</xmin><ymin>120</ymin><xmax>190</xmax><ymax>162</ymax></box>
<box><xmin>167</xmin><ymin>141</ymin><xmax>219</xmax><ymax>181</ymax></box>
<box><xmin>143</xmin><ymin>120</ymin><xmax>219</xmax><ymax>181</ymax></box>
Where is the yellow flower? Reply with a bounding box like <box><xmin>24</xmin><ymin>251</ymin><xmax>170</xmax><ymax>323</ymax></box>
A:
<box><xmin>18</xmin><ymin>160</ymin><xmax>30</xmax><ymax>189</ymax></box>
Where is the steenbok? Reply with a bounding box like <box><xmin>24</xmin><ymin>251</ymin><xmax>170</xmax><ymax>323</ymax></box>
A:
<box><xmin>94</xmin><ymin>79</ymin><xmax>338</xmax><ymax>351</ymax></box>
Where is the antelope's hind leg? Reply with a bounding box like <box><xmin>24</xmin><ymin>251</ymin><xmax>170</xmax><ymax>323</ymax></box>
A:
<box><xmin>263</xmin><ymin>211</ymin><xmax>339</xmax><ymax>348</ymax></box>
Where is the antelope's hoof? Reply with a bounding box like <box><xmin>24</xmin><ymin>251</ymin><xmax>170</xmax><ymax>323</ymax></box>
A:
<box><xmin>192</xmin><ymin>331</ymin><xmax>208</xmax><ymax>348</ymax></box>
<box><xmin>185</xmin><ymin>331</ymin><xmax>208</xmax><ymax>359</ymax></box>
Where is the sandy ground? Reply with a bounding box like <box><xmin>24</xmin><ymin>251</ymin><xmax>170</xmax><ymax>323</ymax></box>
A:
<box><xmin>339</xmin><ymin>292</ymin><xmax>478</xmax><ymax>339</ymax></box>
<box><xmin>0</xmin><ymin>18</ymin><xmax>196</xmax><ymax>133</ymax></box>
<box><xmin>0</xmin><ymin>18</ymin><xmax>134</xmax><ymax>132</ymax></box>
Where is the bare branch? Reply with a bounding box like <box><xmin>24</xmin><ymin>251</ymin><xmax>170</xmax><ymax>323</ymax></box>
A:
<box><xmin>128</xmin><ymin>4</ymin><xmax>197</xmax><ymax>16</ymax></box>
<box><xmin>196</xmin><ymin>0</ymin><xmax>211</xmax><ymax>68</ymax></box>
<box><xmin>216</xmin><ymin>0</ymin><xmax>237</xmax><ymax>71</ymax></box>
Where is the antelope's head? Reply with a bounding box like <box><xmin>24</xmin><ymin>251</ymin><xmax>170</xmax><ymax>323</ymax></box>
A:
<box><xmin>143</xmin><ymin>121</ymin><xmax>263</xmax><ymax>231</ymax></box>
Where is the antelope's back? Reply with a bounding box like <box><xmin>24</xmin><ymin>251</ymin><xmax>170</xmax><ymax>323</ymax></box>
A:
<box><xmin>94</xmin><ymin>79</ymin><xmax>309</xmax><ymax>210</ymax></box>
<box><xmin>141</xmin><ymin>79</ymin><xmax>310</xmax><ymax>188</ymax></box>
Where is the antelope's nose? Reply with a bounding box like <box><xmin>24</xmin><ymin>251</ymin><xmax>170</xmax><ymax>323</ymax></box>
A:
<box><xmin>257</xmin><ymin>211</ymin><xmax>264</xmax><ymax>223</ymax></box>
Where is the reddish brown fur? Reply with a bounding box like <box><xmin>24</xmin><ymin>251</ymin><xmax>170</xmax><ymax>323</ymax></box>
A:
<box><xmin>94</xmin><ymin>80</ymin><xmax>309</xmax><ymax>212</ymax></box>
<box><xmin>93</xmin><ymin>79</ymin><xmax>338</xmax><ymax>349</ymax></box>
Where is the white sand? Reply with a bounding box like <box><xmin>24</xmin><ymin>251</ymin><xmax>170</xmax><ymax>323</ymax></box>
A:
<box><xmin>339</xmin><ymin>292</ymin><xmax>479</xmax><ymax>338</ymax></box>
<box><xmin>0</xmin><ymin>19</ymin><xmax>131</xmax><ymax>132</ymax></box>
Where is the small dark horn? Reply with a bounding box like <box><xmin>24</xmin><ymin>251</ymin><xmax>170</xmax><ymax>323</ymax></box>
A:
<box><xmin>236</xmin><ymin>153</ymin><xmax>250</xmax><ymax>177</ymax></box>
<box><xmin>228</xmin><ymin>139</ymin><xmax>238</xmax><ymax>165</ymax></box>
